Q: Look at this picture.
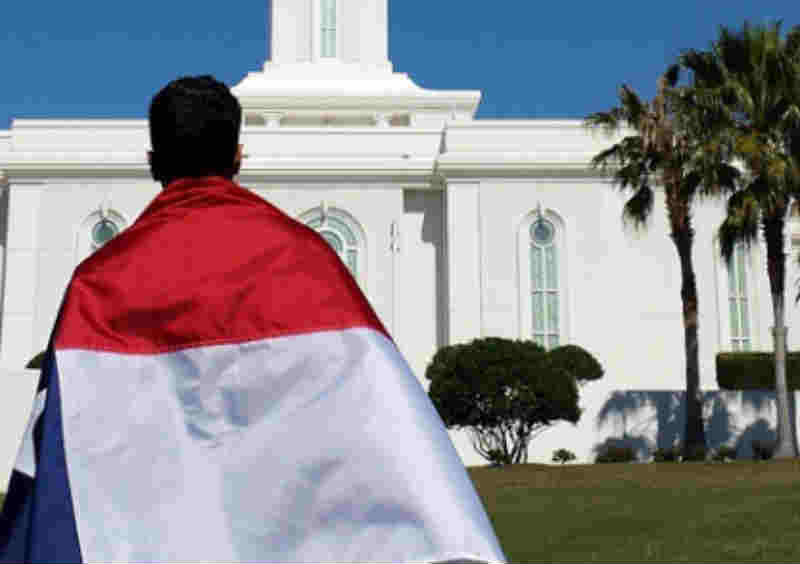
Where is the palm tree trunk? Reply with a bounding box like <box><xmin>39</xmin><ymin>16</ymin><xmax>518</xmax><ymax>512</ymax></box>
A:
<box><xmin>763</xmin><ymin>212</ymin><xmax>798</xmax><ymax>459</ymax></box>
<box><xmin>671</xmin><ymin>221</ymin><xmax>707</xmax><ymax>456</ymax></box>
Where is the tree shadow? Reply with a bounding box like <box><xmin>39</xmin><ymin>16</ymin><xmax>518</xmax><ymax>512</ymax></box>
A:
<box><xmin>594</xmin><ymin>389</ymin><xmax>793</xmax><ymax>461</ymax></box>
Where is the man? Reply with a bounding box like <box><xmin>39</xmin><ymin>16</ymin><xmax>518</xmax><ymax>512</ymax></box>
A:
<box><xmin>0</xmin><ymin>76</ymin><xmax>506</xmax><ymax>563</ymax></box>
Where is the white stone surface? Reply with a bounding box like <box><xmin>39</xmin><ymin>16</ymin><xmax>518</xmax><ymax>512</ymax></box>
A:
<box><xmin>0</xmin><ymin>371</ymin><xmax>38</xmax><ymax>490</ymax></box>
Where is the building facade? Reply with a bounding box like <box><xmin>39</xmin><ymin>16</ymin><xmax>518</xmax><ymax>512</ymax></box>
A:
<box><xmin>2</xmin><ymin>0</ymin><xmax>800</xmax><ymax>481</ymax></box>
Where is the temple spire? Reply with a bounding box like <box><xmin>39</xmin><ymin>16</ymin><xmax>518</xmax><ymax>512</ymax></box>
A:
<box><xmin>268</xmin><ymin>0</ymin><xmax>391</xmax><ymax>73</ymax></box>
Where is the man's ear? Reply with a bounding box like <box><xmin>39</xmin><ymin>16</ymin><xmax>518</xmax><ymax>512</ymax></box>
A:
<box><xmin>232</xmin><ymin>144</ymin><xmax>244</xmax><ymax>177</ymax></box>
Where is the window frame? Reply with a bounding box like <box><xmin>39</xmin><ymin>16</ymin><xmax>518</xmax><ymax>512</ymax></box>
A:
<box><xmin>314</xmin><ymin>0</ymin><xmax>341</xmax><ymax>61</ymax></box>
<box><xmin>298</xmin><ymin>206</ymin><xmax>366</xmax><ymax>288</ymax></box>
<box><xmin>74</xmin><ymin>208</ymin><xmax>128</xmax><ymax>264</ymax></box>
<box><xmin>319</xmin><ymin>0</ymin><xmax>337</xmax><ymax>59</ymax></box>
<box><xmin>714</xmin><ymin>236</ymin><xmax>763</xmax><ymax>352</ymax></box>
<box><xmin>517</xmin><ymin>208</ymin><xmax>569</xmax><ymax>349</ymax></box>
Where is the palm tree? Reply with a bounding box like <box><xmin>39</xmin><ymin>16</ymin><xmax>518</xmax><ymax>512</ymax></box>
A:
<box><xmin>585</xmin><ymin>66</ymin><xmax>739</xmax><ymax>459</ymax></box>
<box><xmin>678</xmin><ymin>21</ymin><xmax>800</xmax><ymax>458</ymax></box>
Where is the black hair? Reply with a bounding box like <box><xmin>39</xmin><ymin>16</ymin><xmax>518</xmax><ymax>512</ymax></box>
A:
<box><xmin>148</xmin><ymin>75</ymin><xmax>242</xmax><ymax>185</ymax></box>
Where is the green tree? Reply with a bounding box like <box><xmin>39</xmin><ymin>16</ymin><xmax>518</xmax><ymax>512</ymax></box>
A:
<box><xmin>678</xmin><ymin>21</ymin><xmax>800</xmax><ymax>458</ymax></box>
<box><xmin>26</xmin><ymin>350</ymin><xmax>45</xmax><ymax>369</ymax></box>
<box><xmin>585</xmin><ymin>66</ymin><xmax>739</xmax><ymax>459</ymax></box>
<box><xmin>425</xmin><ymin>338</ymin><xmax>600</xmax><ymax>465</ymax></box>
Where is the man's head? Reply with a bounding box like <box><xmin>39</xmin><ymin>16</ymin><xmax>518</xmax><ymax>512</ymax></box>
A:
<box><xmin>148</xmin><ymin>75</ymin><xmax>243</xmax><ymax>186</ymax></box>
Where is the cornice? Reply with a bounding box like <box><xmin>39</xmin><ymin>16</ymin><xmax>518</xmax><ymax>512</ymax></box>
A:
<box><xmin>232</xmin><ymin>70</ymin><xmax>482</xmax><ymax>117</ymax></box>
<box><xmin>240</xmin><ymin>157</ymin><xmax>436</xmax><ymax>184</ymax></box>
<box><xmin>241</xmin><ymin>126</ymin><xmax>443</xmax><ymax>136</ymax></box>
<box><xmin>447</xmin><ymin>119</ymin><xmax>635</xmax><ymax>134</ymax></box>
<box><xmin>11</xmin><ymin>119</ymin><xmax>148</xmax><ymax>129</ymax></box>
<box><xmin>1</xmin><ymin>152</ymin><xmax>150</xmax><ymax>178</ymax></box>
<box><xmin>436</xmin><ymin>152</ymin><xmax>612</xmax><ymax>179</ymax></box>
<box><xmin>0</xmin><ymin>153</ymin><xmax>438</xmax><ymax>183</ymax></box>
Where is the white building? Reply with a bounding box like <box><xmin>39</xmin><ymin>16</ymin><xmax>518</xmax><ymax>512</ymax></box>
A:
<box><xmin>2</xmin><ymin>0</ymin><xmax>799</xmax><ymax>481</ymax></box>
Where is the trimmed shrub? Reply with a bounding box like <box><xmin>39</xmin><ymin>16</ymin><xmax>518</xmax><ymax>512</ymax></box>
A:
<box><xmin>548</xmin><ymin>345</ymin><xmax>605</xmax><ymax>387</ymax></box>
<box><xmin>26</xmin><ymin>350</ymin><xmax>46</xmax><ymax>370</ymax></box>
<box><xmin>652</xmin><ymin>446</ymin><xmax>681</xmax><ymax>462</ymax></box>
<box><xmin>595</xmin><ymin>445</ymin><xmax>636</xmax><ymax>464</ymax></box>
<box><xmin>426</xmin><ymin>338</ymin><xmax>586</xmax><ymax>465</ymax></box>
<box><xmin>711</xmin><ymin>445</ymin><xmax>737</xmax><ymax>462</ymax></box>
<box><xmin>552</xmin><ymin>448</ymin><xmax>577</xmax><ymax>465</ymax></box>
<box><xmin>682</xmin><ymin>443</ymin><xmax>708</xmax><ymax>462</ymax></box>
<box><xmin>752</xmin><ymin>439</ymin><xmax>775</xmax><ymax>461</ymax></box>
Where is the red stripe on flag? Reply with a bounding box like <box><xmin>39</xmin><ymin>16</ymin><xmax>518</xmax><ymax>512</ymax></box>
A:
<box><xmin>54</xmin><ymin>177</ymin><xmax>388</xmax><ymax>354</ymax></box>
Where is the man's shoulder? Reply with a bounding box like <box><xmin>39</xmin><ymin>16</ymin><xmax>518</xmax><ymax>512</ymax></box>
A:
<box><xmin>72</xmin><ymin>179</ymin><xmax>332</xmax><ymax>282</ymax></box>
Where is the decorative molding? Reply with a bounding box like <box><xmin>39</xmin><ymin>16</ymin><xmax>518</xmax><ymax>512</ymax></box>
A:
<box><xmin>436</xmin><ymin>153</ymin><xmax>606</xmax><ymax>179</ymax></box>
<box><xmin>10</xmin><ymin>119</ymin><xmax>148</xmax><ymax>129</ymax></box>
<box><xmin>1</xmin><ymin>153</ymin><xmax>150</xmax><ymax>178</ymax></box>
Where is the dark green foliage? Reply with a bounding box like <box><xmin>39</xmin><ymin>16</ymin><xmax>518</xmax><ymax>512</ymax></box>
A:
<box><xmin>682</xmin><ymin>443</ymin><xmax>708</xmax><ymax>462</ymax></box>
<box><xmin>752</xmin><ymin>439</ymin><xmax>776</xmax><ymax>461</ymax></box>
<box><xmin>711</xmin><ymin>445</ymin><xmax>738</xmax><ymax>462</ymax></box>
<box><xmin>717</xmin><ymin>351</ymin><xmax>800</xmax><ymax>390</ymax></box>
<box><xmin>26</xmin><ymin>350</ymin><xmax>45</xmax><ymax>370</ymax></box>
<box><xmin>547</xmin><ymin>345</ymin><xmax>605</xmax><ymax>387</ymax></box>
<box><xmin>652</xmin><ymin>445</ymin><xmax>682</xmax><ymax>462</ymax></box>
<box><xmin>595</xmin><ymin>445</ymin><xmax>636</xmax><ymax>464</ymax></box>
<box><xmin>426</xmin><ymin>338</ymin><xmax>600</xmax><ymax>465</ymax></box>
<box><xmin>552</xmin><ymin>448</ymin><xmax>577</xmax><ymax>465</ymax></box>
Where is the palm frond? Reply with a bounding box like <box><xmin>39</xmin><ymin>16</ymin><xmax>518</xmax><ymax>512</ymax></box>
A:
<box><xmin>618</xmin><ymin>85</ymin><xmax>647</xmax><ymax>128</ymax></box>
<box><xmin>621</xmin><ymin>185</ymin><xmax>654</xmax><ymax>232</ymax></box>
<box><xmin>584</xmin><ymin>108</ymin><xmax>625</xmax><ymax>135</ymax></box>
<box><xmin>663</xmin><ymin>64</ymin><xmax>681</xmax><ymax>89</ymax></box>
<box><xmin>786</xmin><ymin>25</ymin><xmax>800</xmax><ymax>61</ymax></box>
<box><xmin>718</xmin><ymin>187</ymin><xmax>761</xmax><ymax>267</ymax></box>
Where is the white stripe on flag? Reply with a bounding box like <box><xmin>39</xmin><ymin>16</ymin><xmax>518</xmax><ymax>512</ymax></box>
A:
<box><xmin>55</xmin><ymin>327</ymin><xmax>506</xmax><ymax>563</ymax></box>
<box><xmin>13</xmin><ymin>389</ymin><xmax>47</xmax><ymax>478</ymax></box>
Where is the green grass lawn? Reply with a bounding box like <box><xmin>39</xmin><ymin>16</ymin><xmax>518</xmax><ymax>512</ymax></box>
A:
<box><xmin>467</xmin><ymin>459</ymin><xmax>800</xmax><ymax>563</ymax></box>
<box><xmin>3</xmin><ymin>460</ymin><xmax>800</xmax><ymax>562</ymax></box>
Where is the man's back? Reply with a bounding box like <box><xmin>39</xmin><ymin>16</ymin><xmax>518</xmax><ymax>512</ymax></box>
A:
<box><xmin>2</xmin><ymin>175</ymin><xmax>506</xmax><ymax>563</ymax></box>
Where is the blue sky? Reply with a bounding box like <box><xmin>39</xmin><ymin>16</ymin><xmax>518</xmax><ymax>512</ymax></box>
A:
<box><xmin>1</xmin><ymin>1</ymin><xmax>798</xmax><ymax>129</ymax></box>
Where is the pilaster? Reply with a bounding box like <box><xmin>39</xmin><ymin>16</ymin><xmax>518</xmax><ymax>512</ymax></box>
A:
<box><xmin>444</xmin><ymin>179</ymin><xmax>482</xmax><ymax>345</ymax></box>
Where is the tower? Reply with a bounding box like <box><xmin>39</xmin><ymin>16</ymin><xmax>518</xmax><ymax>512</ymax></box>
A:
<box><xmin>269</xmin><ymin>0</ymin><xmax>391</xmax><ymax>73</ymax></box>
<box><xmin>232</xmin><ymin>0</ymin><xmax>481</xmax><ymax>128</ymax></box>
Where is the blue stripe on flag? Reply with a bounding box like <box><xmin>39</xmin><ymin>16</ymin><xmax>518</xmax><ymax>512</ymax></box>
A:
<box><xmin>0</xmin><ymin>346</ymin><xmax>82</xmax><ymax>563</ymax></box>
<box><xmin>0</xmin><ymin>471</ymin><xmax>34</xmax><ymax>562</ymax></box>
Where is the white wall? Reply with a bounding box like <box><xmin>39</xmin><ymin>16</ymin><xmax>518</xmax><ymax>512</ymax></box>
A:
<box><xmin>398</xmin><ymin>189</ymin><xmax>444</xmax><ymax>386</ymax></box>
<box><xmin>1</xmin><ymin>179</ymin><xmax>160</xmax><ymax>369</ymax></box>
<box><xmin>438</xmin><ymin>173</ymin><xmax>799</xmax><ymax>466</ymax></box>
<box><xmin>0</xmin><ymin>370</ymin><xmax>38</xmax><ymax>491</ymax></box>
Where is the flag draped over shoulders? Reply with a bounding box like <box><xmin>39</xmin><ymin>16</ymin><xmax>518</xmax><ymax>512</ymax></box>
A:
<box><xmin>0</xmin><ymin>176</ymin><xmax>506</xmax><ymax>563</ymax></box>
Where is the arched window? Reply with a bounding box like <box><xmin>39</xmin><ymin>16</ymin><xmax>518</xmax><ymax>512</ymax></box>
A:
<box><xmin>91</xmin><ymin>217</ymin><xmax>121</xmax><ymax>250</ymax></box>
<box><xmin>530</xmin><ymin>217</ymin><xmax>559</xmax><ymax>348</ymax></box>
<box><xmin>518</xmin><ymin>207</ymin><xmax>568</xmax><ymax>350</ymax></box>
<box><xmin>320</xmin><ymin>0</ymin><xmax>337</xmax><ymax>58</ymax></box>
<box><xmin>728</xmin><ymin>243</ymin><xmax>752</xmax><ymax>351</ymax></box>
<box><xmin>75</xmin><ymin>208</ymin><xmax>127</xmax><ymax>264</ymax></box>
<box><xmin>299</xmin><ymin>206</ymin><xmax>365</xmax><ymax>284</ymax></box>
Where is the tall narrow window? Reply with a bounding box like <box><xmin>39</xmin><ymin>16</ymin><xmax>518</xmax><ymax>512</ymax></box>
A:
<box><xmin>530</xmin><ymin>218</ymin><xmax>559</xmax><ymax>349</ymax></box>
<box><xmin>729</xmin><ymin>243</ymin><xmax>751</xmax><ymax>351</ymax></box>
<box><xmin>320</xmin><ymin>0</ymin><xmax>337</xmax><ymax>58</ymax></box>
